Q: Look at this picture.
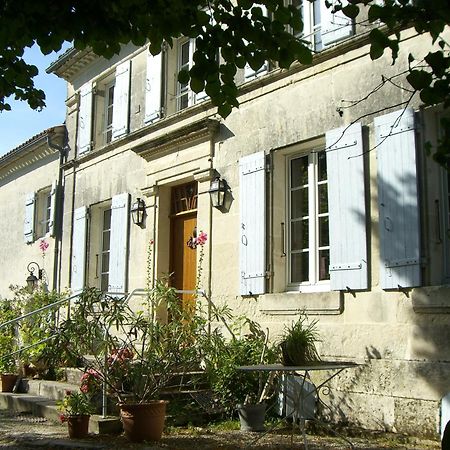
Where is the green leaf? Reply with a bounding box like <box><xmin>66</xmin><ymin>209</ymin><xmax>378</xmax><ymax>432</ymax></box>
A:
<box><xmin>190</xmin><ymin>77</ymin><xmax>205</xmax><ymax>94</ymax></box>
<box><xmin>342</xmin><ymin>4</ymin><xmax>359</xmax><ymax>19</ymax></box>
<box><xmin>218</xmin><ymin>103</ymin><xmax>232</xmax><ymax>118</ymax></box>
<box><xmin>177</xmin><ymin>69</ymin><xmax>190</xmax><ymax>84</ymax></box>
<box><xmin>406</xmin><ymin>70</ymin><xmax>432</xmax><ymax>90</ymax></box>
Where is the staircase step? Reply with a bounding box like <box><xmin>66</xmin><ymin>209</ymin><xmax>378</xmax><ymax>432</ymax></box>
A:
<box><xmin>20</xmin><ymin>379</ymin><xmax>80</xmax><ymax>401</ymax></box>
<box><xmin>0</xmin><ymin>392</ymin><xmax>121</xmax><ymax>434</ymax></box>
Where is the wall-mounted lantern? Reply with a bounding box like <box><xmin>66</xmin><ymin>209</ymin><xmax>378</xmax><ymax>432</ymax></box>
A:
<box><xmin>208</xmin><ymin>176</ymin><xmax>228</xmax><ymax>209</ymax></box>
<box><xmin>131</xmin><ymin>197</ymin><xmax>146</xmax><ymax>226</ymax></box>
<box><xmin>26</xmin><ymin>262</ymin><xmax>43</xmax><ymax>292</ymax></box>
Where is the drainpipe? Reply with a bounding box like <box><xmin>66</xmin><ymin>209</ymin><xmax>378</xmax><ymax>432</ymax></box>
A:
<box><xmin>47</xmin><ymin>130</ymin><xmax>68</xmax><ymax>293</ymax></box>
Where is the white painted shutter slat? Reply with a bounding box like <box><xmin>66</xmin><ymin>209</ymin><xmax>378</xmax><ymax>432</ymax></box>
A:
<box><xmin>24</xmin><ymin>192</ymin><xmax>36</xmax><ymax>244</ymax></box>
<box><xmin>77</xmin><ymin>83</ymin><xmax>93</xmax><ymax>155</ymax></box>
<box><xmin>112</xmin><ymin>60</ymin><xmax>131</xmax><ymax>140</ymax></box>
<box><xmin>326</xmin><ymin>123</ymin><xmax>367</xmax><ymax>290</ymax></box>
<box><xmin>144</xmin><ymin>52</ymin><xmax>162</xmax><ymax>123</ymax></box>
<box><xmin>321</xmin><ymin>0</ymin><xmax>353</xmax><ymax>47</ymax></box>
<box><xmin>48</xmin><ymin>180</ymin><xmax>57</xmax><ymax>237</ymax></box>
<box><xmin>244</xmin><ymin>5</ymin><xmax>269</xmax><ymax>80</ymax></box>
<box><xmin>375</xmin><ymin>107</ymin><xmax>420</xmax><ymax>289</ymax></box>
<box><xmin>109</xmin><ymin>193</ymin><xmax>130</xmax><ymax>294</ymax></box>
<box><xmin>239</xmin><ymin>152</ymin><xmax>266</xmax><ymax>296</ymax></box>
<box><xmin>71</xmin><ymin>206</ymin><xmax>88</xmax><ymax>293</ymax></box>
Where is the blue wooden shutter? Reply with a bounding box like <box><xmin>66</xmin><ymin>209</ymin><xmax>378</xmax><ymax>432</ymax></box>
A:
<box><xmin>326</xmin><ymin>122</ymin><xmax>367</xmax><ymax>290</ymax></box>
<box><xmin>239</xmin><ymin>152</ymin><xmax>266</xmax><ymax>295</ymax></box>
<box><xmin>23</xmin><ymin>192</ymin><xmax>36</xmax><ymax>244</ymax></box>
<box><xmin>321</xmin><ymin>0</ymin><xmax>353</xmax><ymax>47</ymax></box>
<box><xmin>112</xmin><ymin>60</ymin><xmax>131</xmax><ymax>140</ymax></box>
<box><xmin>77</xmin><ymin>83</ymin><xmax>93</xmax><ymax>155</ymax></box>
<box><xmin>375</xmin><ymin>107</ymin><xmax>420</xmax><ymax>289</ymax></box>
<box><xmin>71</xmin><ymin>206</ymin><xmax>88</xmax><ymax>293</ymax></box>
<box><xmin>144</xmin><ymin>52</ymin><xmax>162</xmax><ymax>124</ymax></box>
<box><xmin>48</xmin><ymin>180</ymin><xmax>57</xmax><ymax>237</ymax></box>
<box><xmin>109</xmin><ymin>193</ymin><xmax>130</xmax><ymax>294</ymax></box>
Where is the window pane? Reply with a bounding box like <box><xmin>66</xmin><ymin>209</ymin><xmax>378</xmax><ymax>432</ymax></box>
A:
<box><xmin>319</xmin><ymin>216</ymin><xmax>329</xmax><ymax>247</ymax></box>
<box><xmin>291</xmin><ymin>252</ymin><xmax>309</xmax><ymax>283</ymax></box>
<box><xmin>103</xmin><ymin>209</ymin><xmax>111</xmax><ymax>229</ymax></box>
<box><xmin>318</xmin><ymin>183</ymin><xmax>328</xmax><ymax>214</ymax></box>
<box><xmin>319</xmin><ymin>249</ymin><xmax>330</xmax><ymax>280</ymax></box>
<box><xmin>101</xmin><ymin>274</ymin><xmax>109</xmax><ymax>292</ymax></box>
<box><xmin>181</xmin><ymin>42</ymin><xmax>190</xmax><ymax>65</ymax></box>
<box><xmin>318</xmin><ymin>151</ymin><xmax>327</xmax><ymax>182</ymax></box>
<box><xmin>180</xmin><ymin>93</ymin><xmax>189</xmax><ymax>110</ymax></box>
<box><xmin>291</xmin><ymin>187</ymin><xmax>308</xmax><ymax>219</ymax></box>
<box><xmin>291</xmin><ymin>219</ymin><xmax>309</xmax><ymax>251</ymax></box>
<box><xmin>313</xmin><ymin>0</ymin><xmax>321</xmax><ymax>26</ymax></box>
<box><xmin>102</xmin><ymin>253</ymin><xmax>110</xmax><ymax>273</ymax></box>
<box><xmin>291</xmin><ymin>156</ymin><xmax>308</xmax><ymax>188</ymax></box>
<box><xmin>102</xmin><ymin>231</ymin><xmax>110</xmax><ymax>251</ymax></box>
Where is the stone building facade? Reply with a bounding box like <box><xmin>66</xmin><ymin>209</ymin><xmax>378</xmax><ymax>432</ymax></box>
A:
<box><xmin>1</xmin><ymin>2</ymin><xmax>449</xmax><ymax>437</ymax></box>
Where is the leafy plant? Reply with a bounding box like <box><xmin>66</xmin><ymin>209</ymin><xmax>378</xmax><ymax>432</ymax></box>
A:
<box><xmin>279</xmin><ymin>315</ymin><xmax>321</xmax><ymax>366</ymax></box>
<box><xmin>0</xmin><ymin>298</ymin><xmax>18</xmax><ymax>373</ymax></box>
<box><xmin>56</xmin><ymin>390</ymin><xmax>95</xmax><ymax>420</ymax></box>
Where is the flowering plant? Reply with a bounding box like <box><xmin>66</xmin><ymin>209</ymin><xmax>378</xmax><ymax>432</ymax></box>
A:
<box><xmin>80</xmin><ymin>368</ymin><xmax>102</xmax><ymax>394</ymax></box>
<box><xmin>56</xmin><ymin>390</ymin><xmax>95</xmax><ymax>421</ymax></box>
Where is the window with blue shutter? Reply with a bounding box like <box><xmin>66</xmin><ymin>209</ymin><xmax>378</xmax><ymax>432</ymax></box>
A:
<box><xmin>48</xmin><ymin>180</ymin><xmax>57</xmax><ymax>237</ymax></box>
<box><xmin>23</xmin><ymin>192</ymin><xmax>36</xmax><ymax>244</ymax></box>
<box><xmin>375</xmin><ymin>107</ymin><xmax>421</xmax><ymax>289</ymax></box>
<box><xmin>108</xmin><ymin>193</ymin><xmax>130</xmax><ymax>294</ymax></box>
<box><xmin>71</xmin><ymin>206</ymin><xmax>88</xmax><ymax>293</ymax></box>
<box><xmin>239</xmin><ymin>152</ymin><xmax>266</xmax><ymax>296</ymax></box>
<box><xmin>326</xmin><ymin>122</ymin><xmax>368</xmax><ymax>291</ymax></box>
<box><xmin>144</xmin><ymin>52</ymin><xmax>163</xmax><ymax>124</ymax></box>
<box><xmin>112</xmin><ymin>60</ymin><xmax>131</xmax><ymax>141</ymax></box>
<box><xmin>77</xmin><ymin>83</ymin><xmax>93</xmax><ymax>155</ymax></box>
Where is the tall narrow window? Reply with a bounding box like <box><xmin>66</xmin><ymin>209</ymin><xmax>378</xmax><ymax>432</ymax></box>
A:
<box><xmin>105</xmin><ymin>83</ymin><xmax>115</xmax><ymax>144</ymax></box>
<box><xmin>288</xmin><ymin>151</ymin><xmax>329</xmax><ymax>288</ymax></box>
<box><xmin>292</xmin><ymin>0</ymin><xmax>322</xmax><ymax>51</ymax></box>
<box><xmin>100</xmin><ymin>208</ymin><xmax>112</xmax><ymax>292</ymax></box>
<box><xmin>177</xmin><ymin>40</ymin><xmax>192</xmax><ymax>111</ymax></box>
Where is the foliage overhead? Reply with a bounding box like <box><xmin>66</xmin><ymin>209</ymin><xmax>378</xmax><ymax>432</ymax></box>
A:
<box><xmin>0</xmin><ymin>0</ymin><xmax>449</xmax><ymax>161</ymax></box>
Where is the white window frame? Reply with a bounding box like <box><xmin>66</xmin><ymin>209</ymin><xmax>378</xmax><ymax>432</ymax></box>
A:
<box><xmin>104</xmin><ymin>81</ymin><xmax>115</xmax><ymax>144</ymax></box>
<box><xmin>176</xmin><ymin>39</ymin><xmax>195</xmax><ymax>111</ymax></box>
<box><xmin>100</xmin><ymin>207</ymin><xmax>112</xmax><ymax>292</ymax></box>
<box><xmin>36</xmin><ymin>187</ymin><xmax>52</xmax><ymax>238</ymax></box>
<box><xmin>286</xmin><ymin>149</ymin><xmax>330</xmax><ymax>292</ymax></box>
<box><xmin>290</xmin><ymin>0</ymin><xmax>323</xmax><ymax>52</ymax></box>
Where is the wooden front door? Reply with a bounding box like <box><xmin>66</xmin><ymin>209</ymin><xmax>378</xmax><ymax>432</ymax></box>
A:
<box><xmin>169</xmin><ymin>183</ymin><xmax>198</xmax><ymax>311</ymax></box>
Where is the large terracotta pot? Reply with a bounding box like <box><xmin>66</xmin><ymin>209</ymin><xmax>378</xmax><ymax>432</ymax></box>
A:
<box><xmin>66</xmin><ymin>415</ymin><xmax>90</xmax><ymax>439</ymax></box>
<box><xmin>1</xmin><ymin>374</ymin><xmax>18</xmax><ymax>392</ymax></box>
<box><xmin>120</xmin><ymin>400</ymin><xmax>168</xmax><ymax>442</ymax></box>
<box><xmin>237</xmin><ymin>403</ymin><xmax>266</xmax><ymax>432</ymax></box>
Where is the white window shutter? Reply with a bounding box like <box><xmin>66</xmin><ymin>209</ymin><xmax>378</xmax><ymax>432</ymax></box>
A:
<box><xmin>77</xmin><ymin>83</ymin><xmax>93</xmax><ymax>155</ymax></box>
<box><xmin>326</xmin><ymin>123</ymin><xmax>368</xmax><ymax>290</ymax></box>
<box><xmin>23</xmin><ymin>192</ymin><xmax>36</xmax><ymax>244</ymax></box>
<box><xmin>144</xmin><ymin>52</ymin><xmax>162</xmax><ymax>124</ymax></box>
<box><xmin>48</xmin><ymin>180</ymin><xmax>57</xmax><ymax>237</ymax></box>
<box><xmin>71</xmin><ymin>206</ymin><xmax>88</xmax><ymax>293</ymax></box>
<box><xmin>109</xmin><ymin>193</ymin><xmax>130</xmax><ymax>294</ymax></box>
<box><xmin>375</xmin><ymin>107</ymin><xmax>420</xmax><ymax>289</ymax></box>
<box><xmin>321</xmin><ymin>0</ymin><xmax>353</xmax><ymax>47</ymax></box>
<box><xmin>239</xmin><ymin>152</ymin><xmax>266</xmax><ymax>296</ymax></box>
<box><xmin>244</xmin><ymin>5</ymin><xmax>269</xmax><ymax>80</ymax></box>
<box><xmin>112</xmin><ymin>60</ymin><xmax>131</xmax><ymax>140</ymax></box>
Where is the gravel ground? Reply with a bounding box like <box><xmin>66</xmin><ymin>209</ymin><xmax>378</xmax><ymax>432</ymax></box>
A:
<box><xmin>0</xmin><ymin>410</ymin><xmax>440</xmax><ymax>449</ymax></box>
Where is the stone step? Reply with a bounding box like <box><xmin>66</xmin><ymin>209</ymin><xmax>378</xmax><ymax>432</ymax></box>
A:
<box><xmin>20</xmin><ymin>378</ymin><xmax>80</xmax><ymax>401</ymax></box>
<box><xmin>0</xmin><ymin>392</ymin><xmax>121</xmax><ymax>434</ymax></box>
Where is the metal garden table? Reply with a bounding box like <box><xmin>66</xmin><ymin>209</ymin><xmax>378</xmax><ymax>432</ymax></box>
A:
<box><xmin>238</xmin><ymin>361</ymin><xmax>361</xmax><ymax>449</ymax></box>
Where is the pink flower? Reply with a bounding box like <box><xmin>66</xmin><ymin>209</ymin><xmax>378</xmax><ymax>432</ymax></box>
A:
<box><xmin>149</xmin><ymin>239</ymin><xmax>154</xmax><ymax>245</ymax></box>
<box><xmin>59</xmin><ymin>413</ymin><xmax>67</xmax><ymax>423</ymax></box>
<box><xmin>64</xmin><ymin>389</ymin><xmax>72</xmax><ymax>396</ymax></box>
<box><xmin>196</xmin><ymin>231</ymin><xmax>208</xmax><ymax>246</ymax></box>
<box><xmin>39</xmin><ymin>239</ymin><xmax>49</xmax><ymax>253</ymax></box>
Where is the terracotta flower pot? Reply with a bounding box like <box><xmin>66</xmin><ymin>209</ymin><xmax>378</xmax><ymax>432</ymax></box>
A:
<box><xmin>120</xmin><ymin>400</ymin><xmax>168</xmax><ymax>442</ymax></box>
<box><xmin>66</xmin><ymin>415</ymin><xmax>90</xmax><ymax>439</ymax></box>
<box><xmin>1</xmin><ymin>374</ymin><xmax>18</xmax><ymax>392</ymax></box>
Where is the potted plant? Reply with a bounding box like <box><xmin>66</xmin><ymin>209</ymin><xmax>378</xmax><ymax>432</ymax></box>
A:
<box><xmin>56</xmin><ymin>390</ymin><xmax>95</xmax><ymax>439</ymax></box>
<box><xmin>0</xmin><ymin>298</ymin><xmax>19</xmax><ymax>392</ymax></box>
<box><xmin>279</xmin><ymin>314</ymin><xmax>321</xmax><ymax>366</ymax></box>
<box><xmin>57</xmin><ymin>281</ymin><xmax>205</xmax><ymax>442</ymax></box>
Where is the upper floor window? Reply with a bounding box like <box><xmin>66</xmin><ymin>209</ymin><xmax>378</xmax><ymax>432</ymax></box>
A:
<box><xmin>37</xmin><ymin>188</ymin><xmax>52</xmax><ymax>237</ymax></box>
<box><xmin>105</xmin><ymin>82</ymin><xmax>115</xmax><ymax>144</ymax></box>
<box><xmin>292</xmin><ymin>0</ymin><xmax>322</xmax><ymax>51</ymax></box>
<box><xmin>177</xmin><ymin>40</ymin><xmax>193</xmax><ymax>111</ymax></box>
<box><xmin>287</xmin><ymin>151</ymin><xmax>329</xmax><ymax>288</ymax></box>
